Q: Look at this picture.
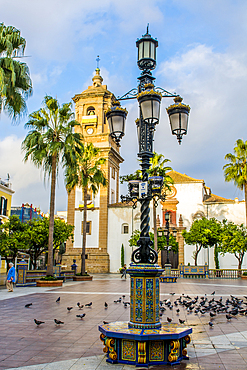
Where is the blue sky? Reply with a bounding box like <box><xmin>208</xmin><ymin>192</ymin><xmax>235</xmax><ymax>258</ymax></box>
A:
<box><xmin>1</xmin><ymin>0</ymin><xmax>247</xmax><ymax>212</ymax></box>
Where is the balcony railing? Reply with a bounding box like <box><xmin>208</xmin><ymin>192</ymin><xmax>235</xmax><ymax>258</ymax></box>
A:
<box><xmin>169</xmin><ymin>268</ymin><xmax>247</xmax><ymax>279</ymax></box>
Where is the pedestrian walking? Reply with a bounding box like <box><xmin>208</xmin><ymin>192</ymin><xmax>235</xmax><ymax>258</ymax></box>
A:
<box><xmin>121</xmin><ymin>264</ymin><xmax>127</xmax><ymax>279</ymax></box>
<box><xmin>6</xmin><ymin>262</ymin><xmax>16</xmax><ymax>292</ymax></box>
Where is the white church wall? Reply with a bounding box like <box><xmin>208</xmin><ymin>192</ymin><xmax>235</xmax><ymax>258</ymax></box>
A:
<box><xmin>108</xmin><ymin>206</ymin><xmax>134</xmax><ymax>272</ymax></box>
<box><xmin>74</xmin><ymin>209</ymin><xmax>100</xmax><ymax>249</ymax></box>
<box><xmin>74</xmin><ymin>210</ymin><xmax>82</xmax><ymax>248</ymax></box>
<box><xmin>86</xmin><ymin>209</ymin><xmax>100</xmax><ymax>248</ymax></box>
<box><xmin>175</xmin><ymin>182</ymin><xmax>204</xmax><ymax>228</ymax></box>
<box><xmin>93</xmin><ymin>189</ymin><xmax>100</xmax><ymax>208</ymax></box>
<box><xmin>205</xmin><ymin>200</ymin><xmax>245</xmax><ymax>225</ymax></box>
<box><xmin>75</xmin><ymin>187</ymin><xmax>82</xmax><ymax>208</ymax></box>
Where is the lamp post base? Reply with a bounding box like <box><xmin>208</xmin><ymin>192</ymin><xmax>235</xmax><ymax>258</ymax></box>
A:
<box><xmin>99</xmin><ymin>321</ymin><xmax>192</xmax><ymax>367</ymax></box>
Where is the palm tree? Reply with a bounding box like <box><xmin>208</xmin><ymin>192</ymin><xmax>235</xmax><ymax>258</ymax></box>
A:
<box><xmin>0</xmin><ymin>23</ymin><xmax>32</xmax><ymax>119</ymax></box>
<box><xmin>66</xmin><ymin>142</ymin><xmax>107</xmax><ymax>275</ymax></box>
<box><xmin>22</xmin><ymin>96</ymin><xmax>83</xmax><ymax>276</ymax></box>
<box><xmin>148</xmin><ymin>152</ymin><xmax>173</xmax><ymax>251</ymax></box>
<box><xmin>223</xmin><ymin>139</ymin><xmax>247</xmax><ymax>226</ymax></box>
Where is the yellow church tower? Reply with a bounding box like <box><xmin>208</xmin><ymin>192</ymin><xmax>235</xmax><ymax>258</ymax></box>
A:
<box><xmin>63</xmin><ymin>68</ymin><xmax>124</xmax><ymax>272</ymax></box>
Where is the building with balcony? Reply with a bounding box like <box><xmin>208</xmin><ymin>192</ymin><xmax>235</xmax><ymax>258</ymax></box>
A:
<box><xmin>0</xmin><ymin>175</ymin><xmax>14</xmax><ymax>224</ymax></box>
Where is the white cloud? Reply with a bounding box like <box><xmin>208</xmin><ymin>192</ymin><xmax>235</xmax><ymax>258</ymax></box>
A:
<box><xmin>0</xmin><ymin>135</ymin><xmax>67</xmax><ymax>212</ymax></box>
<box><xmin>149</xmin><ymin>44</ymin><xmax>247</xmax><ymax>198</ymax></box>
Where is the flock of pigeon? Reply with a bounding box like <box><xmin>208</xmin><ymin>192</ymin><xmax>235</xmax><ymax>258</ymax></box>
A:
<box><xmin>160</xmin><ymin>291</ymin><xmax>247</xmax><ymax>328</ymax></box>
<box><xmin>27</xmin><ymin>290</ymin><xmax>247</xmax><ymax>329</ymax></box>
<box><xmin>29</xmin><ymin>297</ymin><xmax>94</xmax><ymax>327</ymax></box>
<box><xmin>29</xmin><ymin>295</ymin><xmax>129</xmax><ymax>327</ymax></box>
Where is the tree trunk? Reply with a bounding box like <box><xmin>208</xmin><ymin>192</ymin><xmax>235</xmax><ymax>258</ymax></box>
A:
<box><xmin>194</xmin><ymin>245</ymin><xmax>202</xmax><ymax>266</ymax></box>
<box><xmin>238</xmin><ymin>253</ymin><xmax>243</xmax><ymax>270</ymax></box>
<box><xmin>81</xmin><ymin>186</ymin><xmax>87</xmax><ymax>275</ymax></box>
<box><xmin>244</xmin><ymin>183</ymin><xmax>247</xmax><ymax>227</ymax></box>
<box><xmin>46</xmin><ymin>155</ymin><xmax>56</xmax><ymax>276</ymax></box>
<box><xmin>153</xmin><ymin>199</ymin><xmax>157</xmax><ymax>252</ymax></box>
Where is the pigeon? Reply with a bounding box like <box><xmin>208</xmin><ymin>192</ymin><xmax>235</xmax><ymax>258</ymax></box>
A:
<box><xmin>54</xmin><ymin>319</ymin><xmax>64</xmax><ymax>325</ymax></box>
<box><xmin>170</xmin><ymin>292</ymin><xmax>175</xmax><ymax>296</ymax></box>
<box><xmin>85</xmin><ymin>302</ymin><xmax>92</xmax><ymax>307</ymax></box>
<box><xmin>122</xmin><ymin>295</ymin><xmax>125</xmax><ymax>299</ymax></box>
<box><xmin>103</xmin><ymin>321</ymin><xmax>109</xmax><ymax>324</ymax></box>
<box><xmin>208</xmin><ymin>321</ymin><xmax>214</xmax><ymax>327</ymax></box>
<box><xmin>78</xmin><ymin>304</ymin><xmax>84</xmax><ymax>310</ymax></box>
<box><xmin>179</xmin><ymin>319</ymin><xmax>185</xmax><ymax>324</ymax></box>
<box><xmin>34</xmin><ymin>319</ymin><xmax>44</xmax><ymax>326</ymax></box>
<box><xmin>77</xmin><ymin>302</ymin><xmax>81</xmax><ymax>307</ymax></box>
<box><xmin>211</xmin><ymin>291</ymin><xmax>215</xmax><ymax>295</ymax></box>
<box><xmin>56</xmin><ymin>297</ymin><xmax>60</xmax><ymax>303</ymax></box>
<box><xmin>124</xmin><ymin>303</ymin><xmax>128</xmax><ymax>308</ymax></box>
<box><xmin>114</xmin><ymin>300</ymin><xmax>121</xmax><ymax>303</ymax></box>
<box><xmin>226</xmin><ymin>314</ymin><xmax>232</xmax><ymax>321</ymax></box>
<box><xmin>76</xmin><ymin>313</ymin><xmax>86</xmax><ymax>319</ymax></box>
<box><xmin>67</xmin><ymin>307</ymin><xmax>73</xmax><ymax>312</ymax></box>
<box><xmin>176</xmin><ymin>309</ymin><xmax>180</xmax><ymax>314</ymax></box>
<box><xmin>167</xmin><ymin>317</ymin><xmax>173</xmax><ymax>323</ymax></box>
<box><xmin>104</xmin><ymin>302</ymin><xmax>108</xmax><ymax>308</ymax></box>
<box><xmin>25</xmin><ymin>303</ymin><xmax>32</xmax><ymax>308</ymax></box>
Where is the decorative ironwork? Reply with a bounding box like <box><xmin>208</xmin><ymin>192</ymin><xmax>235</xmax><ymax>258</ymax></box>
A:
<box><xmin>117</xmin><ymin>88</ymin><xmax>139</xmax><ymax>100</ymax></box>
<box><xmin>118</xmin><ymin>86</ymin><xmax>178</xmax><ymax>100</ymax></box>
<box><xmin>120</xmin><ymin>194</ymin><xmax>138</xmax><ymax>209</ymax></box>
<box><xmin>154</xmin><ymin>87</ymin><xmax>178</xmax><ymax>98</ymax></box>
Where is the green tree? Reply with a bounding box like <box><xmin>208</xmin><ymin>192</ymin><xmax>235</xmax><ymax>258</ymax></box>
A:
<box><xmin>66</xmin><ymin>142</ymin><xmax>107</xmax><ymax>276</ymax></box>
<box><xmin>22</xmin><ymin>96</ymin><xmax>83</xmax><ymax>276</ymax></box>
<box><xmin>0</xmin><ymin>23</ymin><xmax>32</xmax><ymax>119</ymax></box>
<box><xmin>121</xmin><ymin>244</ymin><xmax>124</xmax><ymax>267</ymax></box>
<box><xmin>148</xmin><ymin>152</ymin><xmax>173</xmax><ymax>252</ymax></box>
<box><xmin>218</xmin><ymin>220</ymin><xmax>247</xmax><ymax>270</ymax></box>
<box><xmin>24</xmin><ymin>217</ymin><xmax>74</xmax><ymax>269</ymax></box>
<box><xmin>182</xmin><ymin>218</ymin><xmax>221</xmax><ymax>266</ymax></box>
<box><xmin>223</xmin><ymin>139</ymin><xmax>247</xmax><ymax>226</ymax></box>
<box><xmin>152</xmin><ymin>232</ymin><xmax>178</xmax><ymax>253</ymax></box>
<box><xmin>128</xmin><ymin>230</ymin><xmax>141</xmax><ymax>248</ymax></box>
<box><xmin>0</xmin><ymin>215</ymin><xmax>28</xmax><ymax>264</ymax></box>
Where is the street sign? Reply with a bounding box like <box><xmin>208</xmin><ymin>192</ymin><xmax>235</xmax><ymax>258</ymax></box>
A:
<box><xmin>139</xmin><ymin>182</ymin><xmax>148</xmax><ymax>197</ymax></box>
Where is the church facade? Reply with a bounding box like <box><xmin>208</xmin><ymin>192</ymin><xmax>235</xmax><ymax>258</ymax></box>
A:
<box><xmin>62</xmin><ymin>69</ymin><xmax>247</xmax><ymax>273</ymax></box>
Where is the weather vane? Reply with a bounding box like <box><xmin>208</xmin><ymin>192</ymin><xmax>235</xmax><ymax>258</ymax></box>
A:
<box><xmin>96</xmin><ymin>55</ymin><xmax>100</xmax><ymax>69</ymax></box>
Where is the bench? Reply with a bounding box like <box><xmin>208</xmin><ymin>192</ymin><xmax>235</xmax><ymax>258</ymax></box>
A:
<box><xmin>179</xmin><ymin>265</ymin><xmax>209</xmax><ymax>279</ymax></box>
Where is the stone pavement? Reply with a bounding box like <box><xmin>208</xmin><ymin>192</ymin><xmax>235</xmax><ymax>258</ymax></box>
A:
<box><xmin>1</xmin><ymin>275</ymin><xmax>247</xmax><ymax>369</ymax></box>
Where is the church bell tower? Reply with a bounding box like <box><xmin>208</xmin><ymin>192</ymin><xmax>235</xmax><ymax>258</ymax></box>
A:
<box><xmin>63</xmin><ymin>68</ymin><xmax>124</xmax><ymax>273</ymax></box>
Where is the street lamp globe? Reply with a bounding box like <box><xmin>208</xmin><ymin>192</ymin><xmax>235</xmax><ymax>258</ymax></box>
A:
<box><xmin>166</xmin><ymin>96</ymin><xmax>190</xmax><ymax>145</ymax></box>
<box><xmin>137</xmin><ymin>83</ymin><xmax>162</xmax><ymax>126</ymax></box>
<box><xmin>136</xmin><ymin>26</ymin><xmax>158</xmax><ymax>71</ymax></box>
<box><xmin>106</xmin><ymin>101</ymin><xmax>128</xmax><ymax>146</ymax></box>
<box><xmin>165</xmin><ymin>211</ymin><xmax>170</xmax><ymax>221</ymax></box>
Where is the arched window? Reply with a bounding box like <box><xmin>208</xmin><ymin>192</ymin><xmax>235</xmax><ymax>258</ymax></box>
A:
<box><xmin>122</xmin><ymin>223</ymin><xmax>129</xmax><ymax>234</ymax></box>
<box><xmin>87</xmin><ymin>106</ymin><xmax>95</xmax><ymax>115</ymax></box>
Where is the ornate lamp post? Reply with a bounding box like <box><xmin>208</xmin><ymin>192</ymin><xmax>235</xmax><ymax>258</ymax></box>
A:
<box><xmin>158</xmin><ymin>211</ymin><xmax>178</xmax><ymax>264</ymax></box>
<box><xmin>99</xmin><ymin>26</ymin><xmax>192</xmax><ymax>367</ymax></box>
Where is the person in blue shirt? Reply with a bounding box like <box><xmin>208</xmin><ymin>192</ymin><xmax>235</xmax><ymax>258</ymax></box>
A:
<box><xmin>6</xmin><ymin>262</ymin><xmax>15</xmax><ymax>292</ymax></box>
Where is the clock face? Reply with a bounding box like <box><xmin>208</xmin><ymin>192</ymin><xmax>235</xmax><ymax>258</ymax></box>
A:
<box><xmin>86</xmin><ymin>127</ymin><xmax>94</xmax><ymax>135</ymax></box>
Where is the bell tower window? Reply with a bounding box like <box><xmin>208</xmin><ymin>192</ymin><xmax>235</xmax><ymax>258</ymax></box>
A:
<box><xmin>87</xmin><ymin>106</ymin><xmax>95</xmax><ymax>115</ymax></box>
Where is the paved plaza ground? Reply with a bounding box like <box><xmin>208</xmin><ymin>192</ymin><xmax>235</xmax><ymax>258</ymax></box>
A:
<box><xmin>1</xmin><ymin>275</ymin><xmax>247</xmax><ymax>369</ymax></box>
